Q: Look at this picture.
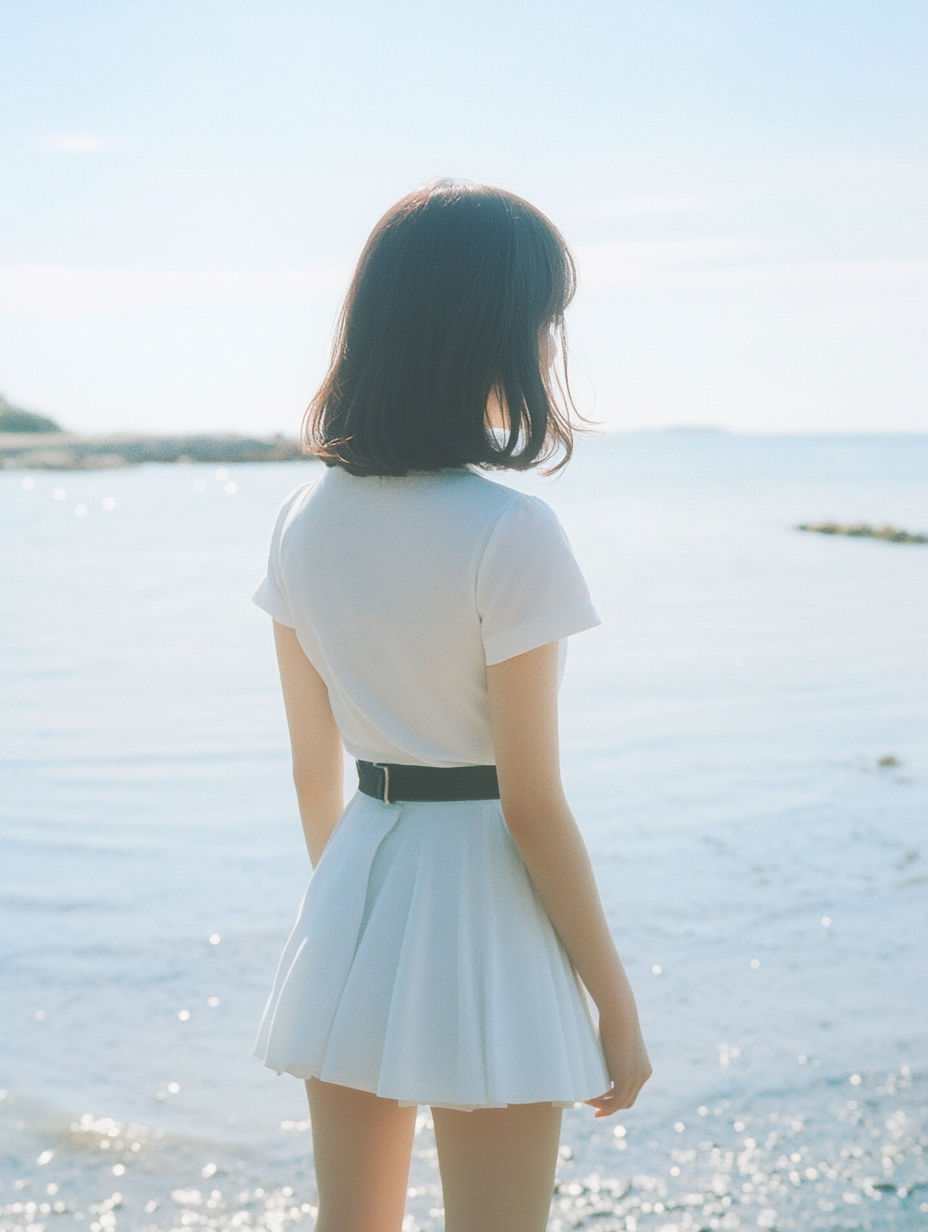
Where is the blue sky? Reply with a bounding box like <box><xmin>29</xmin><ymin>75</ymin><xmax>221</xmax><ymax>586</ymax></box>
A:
<box><xmin>1</xmin><ymin>0</ymin><xmax>926</xmax><ymax>435</ymax></box>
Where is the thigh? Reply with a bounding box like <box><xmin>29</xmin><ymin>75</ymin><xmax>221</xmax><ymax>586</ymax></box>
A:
<box><xmin>306</xmin><ymin>1078</ymin><xmax>417</xmax><ymax>1232</ymax></box>
<box><xmin>432</xmin><ymin>1102</ymin><xmax>562</xmax><ymax>1232</ymax></box>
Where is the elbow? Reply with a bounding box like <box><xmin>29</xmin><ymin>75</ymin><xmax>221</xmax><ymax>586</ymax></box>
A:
<box><xmin>499</xmin><ymin>787</ymin><xmax>570</xmax><ymax>845</ymax></box>
<box><xmin>292</xmin><ymin>764</ymin><xmax>341</xmax><ymax>813</ymax></box>
<box><xmin>291</xmin><ymin>766</ymin><xmax>318</xmax><ymax>803</ymax></box>
<box><xmin>500</xmin><ymin>801</ymin><xmax>535</xmax><ymax>838</ymax></box>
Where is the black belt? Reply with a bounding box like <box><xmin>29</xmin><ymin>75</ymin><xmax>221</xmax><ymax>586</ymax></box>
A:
<box><xmin>356</xmin><ymin>760</ymin><xmax>500</xmax><ymax>804</ymax></box>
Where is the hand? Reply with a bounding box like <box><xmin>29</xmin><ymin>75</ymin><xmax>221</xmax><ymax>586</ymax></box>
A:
<box><xmin>584</xmin><ymin>1012</ymin><xmax>652</xmax><ymax>1117</ymax></box>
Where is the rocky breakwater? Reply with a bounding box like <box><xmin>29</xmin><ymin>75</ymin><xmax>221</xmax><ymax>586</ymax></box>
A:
<box><xmin>0</xmin><ymin>431</ymin><xmax>308</xmax><ymax>470</ymax></box>
<box><xmin>798</xmin><ymin>521</ymin><xmax>928</xmax><ymax>545</ymax></box>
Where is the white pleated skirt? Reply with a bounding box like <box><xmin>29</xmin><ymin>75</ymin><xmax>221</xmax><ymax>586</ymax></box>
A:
<box><xmin>254</xmin><ymin>792</ymin><xmax>610</xmax><ymax>1110</ymax></box>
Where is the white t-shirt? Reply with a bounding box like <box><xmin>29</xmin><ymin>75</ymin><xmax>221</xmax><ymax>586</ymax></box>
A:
<box><xmin>253</xmin><ymin>465</ymin><xmax>599</xmax><ymax>768</ymax></box>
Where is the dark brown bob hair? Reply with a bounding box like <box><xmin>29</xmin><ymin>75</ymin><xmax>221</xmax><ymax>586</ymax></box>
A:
<box><xmin>304</xmin><ymin>179</ymin><xmax>582</xmax><ymax>475</ymax></box>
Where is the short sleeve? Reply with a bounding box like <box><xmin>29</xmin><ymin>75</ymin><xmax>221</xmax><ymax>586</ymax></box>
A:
<box><xmin>476</xmin><ymin>494</ymin><xmax>600</xmax><ymax>666</ymax></box>
<box><xmin>251</xmin><ymin>488</ymin><xmax>305</xmax><ymax>627</ymax></box>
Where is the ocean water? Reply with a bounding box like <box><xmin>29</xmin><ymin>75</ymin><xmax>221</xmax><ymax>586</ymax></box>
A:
<box><xmin>1</xmin><ymin>432</ymin><xmax>926</xmax><ymax>1231</ymax></box>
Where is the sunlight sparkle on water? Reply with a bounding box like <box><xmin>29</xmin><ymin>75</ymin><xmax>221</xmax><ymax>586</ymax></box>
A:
<box><xmin>75</xmin><ymin>505</ymin><xmax>88</xmax><ymax>517</ymax></box>
<box><xmin>224</xmin><ymin>482</ymin><xmax>238</xmax><ymax>495</ymax></box>
<box><xmin>53</xmin><ymin>488</ymin><xmax>66</xmax><ymax>501</ymax></box>
<box><xmin>102</xmin><ymin>497</ymin><xmax>116</xmax><ymax>510</ymax></box>
<box><xmin>215</xmin><ymin>468</ymin><xmax>228</xmax><ymax>481</ymax></box>
<box><xmin>3</xmin><ymin>436</ymin><xmax>924</xmax><ymax>1231</ymax></box>
<box><xmin>718</xmin><ymin>1044</ymin><xmax>742</xmax><ymax>1067</ymax></box>
<box><xmin>21</xmin><ymin>477</ymin><xmax>35</xmax><ymax>490</ymax></box>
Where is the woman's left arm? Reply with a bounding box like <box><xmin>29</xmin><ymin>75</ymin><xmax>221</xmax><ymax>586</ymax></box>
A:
<box><xmin>487</xmin><ymin>641</ymin><xmax>651</xmax><ymax>1114</ymax></box>
<box><xmin>273</xmin><ymin>621</ymin><xmax>344</xmax><ymax>866</ymax></box>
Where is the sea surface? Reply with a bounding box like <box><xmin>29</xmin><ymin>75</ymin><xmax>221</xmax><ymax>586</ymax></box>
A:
<box><xmin>1</xmin><ymin>432</ymin><xmax>926</xmax><ymax>1231</ymax></box>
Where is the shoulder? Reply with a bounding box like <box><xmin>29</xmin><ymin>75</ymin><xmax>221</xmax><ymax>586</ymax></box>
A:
<box><xmin>476</xmin><ymin>482</ymin><xmax>582</xmax><ymax>599</ymax></box>
<box><xmin>479</xmin><ymin>484</ymin><xmax>566</xmax><ymax>553</ymax></box>
<box><xmin>473</xmin><ymin>482</ymin><xmax>598</xmax><ymax>662</ymax></box>
<box><xmin>274</xmin><ymin>473</ymin><xmax>324</xmax><ymax>529</ymax></box>
<box><xmin>458</xmin><ymin>470</ymin><xmax>560</xmax><ymax>530</ymax></box>
<box><xmin>263</xmin><ymin>476</ymin><xmax>324</xmax><ymax>561</ymax></box>
<box><xmin>427</xmin><ymin>473</ymin><xmax>569</xmax><ymax>567</ymax></box>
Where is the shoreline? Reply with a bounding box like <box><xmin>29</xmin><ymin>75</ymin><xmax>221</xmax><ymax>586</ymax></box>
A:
<box><xmin>0</xmin><ymin>432</ymin><xmax>308</xmax><ymax>470</ymax></box>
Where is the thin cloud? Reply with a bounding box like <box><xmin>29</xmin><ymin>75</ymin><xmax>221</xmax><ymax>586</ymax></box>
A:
<box><xmin>576</xmin><ymin>238</ymin><xmax>774</xmax><ymax>287</ymax></box>
<box><xmin>571</xmin><ymin>194</ymin><xmax>725</xmax><ymax>220</ymax></box>
<box><xmin>570</xmin><ymin>160</ymin><xmax>928</xmax><ymax>223</ymax></box>
<box><xmin>574</xmin><ymin>239</ymin><xmax>928</xmax><ymax>290</ymax></box>
<box><xmin>42</xmin><ymin>132</ymin><xmax>121</xmax><ymax>154</ymax></box>
<box><xmin>0</xmin><ymin>266</ymin><xmax>351</xmax><ymax>314</ymax></box>
<box><xmin>2</xmin><ymin>254</ymin><xmax>924</xmax><ymax>316</ymax></box>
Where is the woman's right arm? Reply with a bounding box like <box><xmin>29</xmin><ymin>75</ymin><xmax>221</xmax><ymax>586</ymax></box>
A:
<box><xmin>273</xmin><ymin>621</ymin><xmax>344</xmax><ymax>866</ymax></box>
<box><xmin>487</xmin><ymin>641</ymin><xmax>652</xmax><ymax>1114</ymax></box>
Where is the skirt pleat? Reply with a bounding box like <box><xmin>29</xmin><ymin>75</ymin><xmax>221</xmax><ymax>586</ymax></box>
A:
<box><xmin>254</xmin><ymin>792</ymin><xmax>610</xmax><ymax>1109</ymax></box>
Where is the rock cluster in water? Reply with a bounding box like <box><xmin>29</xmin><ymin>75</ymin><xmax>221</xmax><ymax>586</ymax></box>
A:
<box><xmin>798</xmin><ymin>522</ymin><xmax>928</xmax><ymax>544</ymax></box>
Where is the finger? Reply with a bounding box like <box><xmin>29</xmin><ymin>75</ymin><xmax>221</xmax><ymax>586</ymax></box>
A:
<box><xmin>584</xmin><ymin>1095</ymin><xmax>621</xmax><ymax>1118</ymax></box>
<box><xmin>594</xmin><ymin>1101</ymin><xmax>622</xmax><ymax>1117</ymax></box>
<box><xmin>591</xmin><ymin>1087</ymin><xmax>639</xmax><ymax>1114</ymax></box>
<box><xmin>583</xmin><ymin>1089</ymin><xmax>614</xmax><ymax>1106</ymax></box>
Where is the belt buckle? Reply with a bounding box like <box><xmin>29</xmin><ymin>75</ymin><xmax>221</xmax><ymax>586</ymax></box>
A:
<box><xmin>375</xmin><ymin>763</ymin><xmax>391</xmax><ymax>805</ymax></box>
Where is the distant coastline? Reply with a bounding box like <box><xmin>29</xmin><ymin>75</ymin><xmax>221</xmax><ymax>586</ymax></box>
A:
<box><xmin>0</xmin><ymin>431</ymin><xmax>308</xmax><ymax>470</ymax></box>
<box><xmin>0</xmin><ymin>393</ymin><xmax>310</xmax><ymax>469</ymax></box>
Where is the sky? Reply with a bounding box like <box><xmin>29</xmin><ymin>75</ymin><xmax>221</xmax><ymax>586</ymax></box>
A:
<box><xmin>1</xmin><ymin>0</ymin><xmax>926</xmax><ymax>436</ymax></box>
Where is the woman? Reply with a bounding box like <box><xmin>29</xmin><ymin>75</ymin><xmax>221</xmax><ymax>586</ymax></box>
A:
<box><xmin>253</xmin><ymin>179</ymin><xmax>651</xmax><ymax>1232</ymax></box>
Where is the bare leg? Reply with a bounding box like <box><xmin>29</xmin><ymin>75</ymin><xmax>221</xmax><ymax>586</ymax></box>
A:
<box><xmin>433</xmin><ymin>1102</ymin><xmax>562</xmax><ymax>1232</ymax></box>
<box><xmin>306</xmin><ymin>1078</ymin><xmax>417</xmax><ymax>1232</ymax></box>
